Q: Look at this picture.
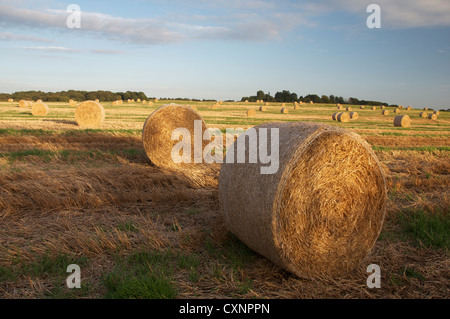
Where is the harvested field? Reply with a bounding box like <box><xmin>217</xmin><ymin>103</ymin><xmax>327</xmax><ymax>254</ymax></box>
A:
<box><xmin>0</xmin><ymin>100</ymin><xmax>448</xmax><ymax>299</ymax></box>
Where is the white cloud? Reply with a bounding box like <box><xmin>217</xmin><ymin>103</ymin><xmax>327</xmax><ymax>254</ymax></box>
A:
<box><xmin>0</xmin><ymin>31</ymin><xmax>52</xmax><ymax>43</ymax></box>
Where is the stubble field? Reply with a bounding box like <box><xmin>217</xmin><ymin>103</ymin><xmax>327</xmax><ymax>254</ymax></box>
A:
<box><xmin>0</xmin><ymin>100</ymin><xmax>448</xmax><ymax>299</ymax></box>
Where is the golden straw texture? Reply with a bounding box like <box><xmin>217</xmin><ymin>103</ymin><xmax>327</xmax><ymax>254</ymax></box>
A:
<box><xmin>219</xmin><ymin>122</ymin><xmax>387</xmax><ymax>279</ymax></box>
<box><xmin>75</xmin><ymin>101</ymin><xmax>105</xmax><ymax>128</ymax></box>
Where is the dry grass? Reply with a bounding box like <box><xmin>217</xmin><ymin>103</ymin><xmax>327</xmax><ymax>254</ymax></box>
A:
<box><xmin>0</xmin><ymin>101</ymin><xmax>448</xmax><ymax>299</ymax></box>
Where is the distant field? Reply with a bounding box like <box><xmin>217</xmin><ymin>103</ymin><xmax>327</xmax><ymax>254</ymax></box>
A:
<box><xmin>0</xmin><ymin>100</ymin><xmax>448</xmax><ymax>299</ymax></box>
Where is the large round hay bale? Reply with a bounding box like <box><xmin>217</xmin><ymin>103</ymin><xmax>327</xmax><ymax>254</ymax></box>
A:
<box><xmin>349</xmin><ymin>112</ymin><xmax>358</xmax><ymax>120</ymax></box>
<box><xmin>219</xmin><ymin>122</ymin><xmax>387</xmax><ymax>278</ymax></box>
<box><xmin>337</xmin><ymin>112</ymin><xmax>350</xmax><ymax>123</ymax></box>
<box><xmin>259</xmin><ymin>106</ymin><xmax>266</xmax><ymax>112</ymax></box>
<box><xmin>75</xmin><ymin>100</ymin><xmax>105</xmax><ymax>128</ymax></box>
<box><xmin>346</xmin><ymin>107</ymin><xmax>352</xmax><ymax>112</ymax></box>
<box><xmin>18</xmin><ymin>100</ymin><xmax>32</xmax><ymax>108</ymax></box>
<box><xmin>393</xmin><ymin>115</ymin><xmax>411</xmax><ymax>127</ymax></box>
<box><xmin>332</xmin><ymin>112</ymin><xmax>340</xmax><ymax>121</ymax></box>
<box><xmin>246</xmin><ymin>109</ymin><xmax>256</xmax><ymax>117</ymax></box>
<box><xmin>382</xmin><ymin>110</ymin><xmax>389</xmax><ymax>115</ymax></box>
<box><xmin>142</xmin><ymin>104</ymin><xmax>209</xmax><ymax>169</ymax></box>
<box><xmin>31</xmin><ymin>102</ymin><xmax>49</xmax><ymax>116</ymax></box>
<box><xmin>281</xmin><ymin>108</ymin><xmax>289</xmax><ymax>114</ymax></box>
<box><xmin>419</xmin><ymin>112</ymin><xmax>427</xmax><ymax>118</ymax></box>
<box><xmin>428</xmin><ymin>114</ymin><xmax>437</xmax><ymax>120</ymax></box>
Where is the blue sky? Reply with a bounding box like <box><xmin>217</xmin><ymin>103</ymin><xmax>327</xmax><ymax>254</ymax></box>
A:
<box><xmin>1</xmin><ymin>0</ymin><xmax>449</xmax><ymax>109</ymax></box>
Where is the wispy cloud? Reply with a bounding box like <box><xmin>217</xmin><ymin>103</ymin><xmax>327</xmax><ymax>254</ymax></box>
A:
<box><xmin>18</xmin><ymin>46</ymin><xmax>80</xmax><ymax>53</ymax></box>
<box><xmin>90</xmin><ymin>49</ymin><xmax>125</xmax><ymax>54</ymax></box>
<box><xmin>0</xmin><ymin>31</ymin><xmax>52</xmax><ymax>43</ymax></box>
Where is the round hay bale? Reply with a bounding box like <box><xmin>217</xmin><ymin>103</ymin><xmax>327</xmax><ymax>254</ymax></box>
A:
<box><xmin>393</xmin><ymin>115</ymin><xmax>411</xmax><ymax>127</ymax></box>
<box><xmin>219</xmin><ymin>121</ymin><xmax>387</xmax><ymax>278</ymax></box>
<box><xmin>371</xmin><ymin>106</ymin><xmax>376</xmax><ymax>111</ymax></box>
<box><xmin>394</xmin><ymin>108</ymin><xmax>400</xmax><ymax>113</ymax></box>
<box><xmin>281</xmin><ymin>108</ymin><xmax>289</xmax><ymax>114</ymax></box>
<box><xmin>346</xmin><ymin>107</ymin><xmax>352</xmax><ymax>112</ymax></box>
<box><xmin>142</xmin><ymin>100</ymin><xmax>147</xmax><ymax>103</ymax></box>
<box><xmin>188</xmin><ymin>105</ymin><xmax>197</xmax><ymax>111</ymax></box>
<box><xmin>259</xmin><ymin>106</ymin><xmax>267</xmax><ymax>112</ymax></box>
<box><xmin>112</xmin><ymin>101</ymin><xmax>119</xmax><ymax>106</ymax></box>
<box><xmin>36</xmin><ymin>99</ymin><xmax>42</xmax><ymax>103</ymax></box>
<box><xmin>69</xmin><ymin>100</ymin><xmax>77</xmax><ymax>107</ymax></box>
<box><xmin>148</xmin><ymin>101</ymin><xmax>154</xmax><ymax>106</ymax></box>
<box><xmin>381</xmin><ymin>105</ymin><xmax>385</xmax><ymax>109</ymax></box>
<box><xmin>137</xmin><ymin>99</ymin><xmax>141</xmax><ymax>103</ymax></box>
<box><xmin>18</xmin><ymin>100</ymin><xmax>31</xmax><ymax>108</ymax></box>
<box><xmin>406</xmin><ymin>106</ymin><xmax>412</xmax><ymax>110</ymax></box>
<box><xmin>337</xmin><ymin>112</ymin><xmax>350</xmax><ymax>123</ymax></box>
<box><xmin>419</xmin><ymin>112</ymin><xmax>427</xmax><ymax>118</ymax></box>
<box><xmin>95</xmin><ymin>99</ymin><xmax>100</xmax><ymax>103</ymax></box>
<box><xmin>433</xmin><ymin>110</ymin><xmax>440</xmax><ymax>115</ymax></box>
<box><xmin>349</xmin><ymin>112</ymin><xmax>358</xmax><ymax>120</ymax></box>
<box><xmin>142</xmin><ymin>104</ymin><xmax>209</xmax><ymax>169</ymax></box>
<box><xmin>265</xmin><ymin>102</ymin><xmax>270</xmax><ymax>106</ymax></box>
<box><xmin>360</xmin><ymin>105</ymin><xmax>365</xmax><ymax>109</ymax></box>
<box><xmin>337</xmin><ymin>105</ymin><xmax>343</xmax><ymax>110</ymax></box>
<box><xmin>8</xmin><ymin>98</ymin><xmax>13</xmax><ymax>102</ymax></box>
<box><xmin>31</xmin><ymin>102</ymin><xmax>49</xmax><ymax>116</ymax></box>
<box><xmin>245</xmin><ymin>100</ymin><xmax>249</xmax><ymax>103</ymax></box>
<box><xmin>398</xmin><ymin>105</ymin><xmax>404</xmax><ymax>109</ymax></box>
<box><xmin>332</xmin><ymin>112</ymin><xmax>340</xmax><ymax>121</ymax></box>
<box><xmin>382</xmin><ymin>110</ymin><xmax>389</xmax><ymax>115</ymax></box>
<box><xmin>428</xmin><ymin>114</ymin><xmax>437</xmax><ymax>120</ymax></box>
<box><xmin>246</xmin><ymin>109</ymin><xmax>256</xmax><ymax>117</ymax></box>
<box><xmin>310</xmin><ymin>101</ymin><xmax>314</xmax><ymax>104</ymax></box>
<box><xmin>423</xmin><ymin>107</ymin><xmax>428</xmax><ymax>111</ymax></box>
<box><xmin>75</xmin><ymin>100</ymin><xmax>105</xmax><ymax>128</ymax></box>
<box><xmin>281</xmin><ymin>103</ymin><xmax>286</xmax><ymax>107</ymax></box>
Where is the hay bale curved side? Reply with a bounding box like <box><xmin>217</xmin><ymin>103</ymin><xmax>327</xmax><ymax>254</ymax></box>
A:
<box><xmin>281</xmin><ymin>108</ymin><xmax>288</xmax><ymax>114</ymax></box>
<box><xmin>246</xmin><ymin>109</ymin><xmax>256</xmax><ymax>117</ymax></box>
<box><xmin>18</xmin><ymin>100</ymin><xmax>31</xmax><ymax>108</ymax></box>
<box><xmin>393</xmin><ymin>115</ymin><xmax>411</xmax><ymax>127</ymax></box>
<box><xmin>75</xmin><ymin>101</ymin><xmax>105</xmax><ymax>128</ymax></box>
<box><xmin>419</xmin><ymin>112</ymin><xmax>427</xmax><ymax>118</ymax></box>
<box><xmin>31</xmin><ymin>102</ymin><xmax>49</xmax><ymax>116</ymax></box>
<box><xmin>218</xmin><ymin>122</ymin><xmax>387</xmax><ymax>278</ymax></box>
<box><xmin>142</xmin><ymin>104</ymin><xmax>209</xmax><ymax>169</ymax></box>
<box><xmin>382</xmin><ymin>110</ymin><xmax>389</xmax><ymax>115</ymax></box>
<box><xmin>332</xmin><ymin>112</ymin><xmax>340</xmax><ymax>121</ymax></box>
<box><xmin>428</xmin><ymin>114</ymin><xmax>437</xmax><ymax>120</ymax></box>
<box><xmin>259</xmin><ymin>106</ymin><xmax>267</xmax><ymax>112</ymax></box>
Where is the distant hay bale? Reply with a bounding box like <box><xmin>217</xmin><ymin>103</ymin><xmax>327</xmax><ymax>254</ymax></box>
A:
<box><xmin>433</xmin><ymin>110</ymin><xmax>440</xmax><ymax>115</ymax></box>
<box><xmin>332</xmin><ymin>112</ymin><xmax>340</xmax><ymax>121</ymax></box>
<box><xmin>371</xmin><ymin>106</ymin><xmax>377</xmax><ymax>111</ymax></box>
<box><xmin>75</xmin><ymin>100</ymin><xmax>105</xmax><ymax>128</ymax></box>
<box><xmin>8</xmin><ymin>98</ymin><xmax>13</xmax><ymax>102</ymax></box>
<box><xmin>211</xmin><ymin>103</ymin><xmax>219</xmax><ymax>109</ymax></box>
<box><xmin>112</xmin><ymin>101</ymin><xmax>119</xmax><ymax>106</ymax></box>
<box><xmin>69</xmin><ymin>100</ymin><xmax>77</xmax><ymax>107</ymax></box>
<box><xmin>381</xmin><ymin>105</ymin><xmax>385</xmax><ymax>109</ymax></box>
<box><xmin>219</xmin><ymin>101</ymin><xmax>223</xmax><ymax>104</ymax></box>
<box><xmin>393</xmin><ymin>115</ymin><xmax>411</xmax><ymax>127</ymax></box>
<box><xmin>259</xmin><ymin>106</ymin><xmax>267</xmax><ymax>112</ymax></box>
<box><xmin>131</xmin><ymin>99</ymin><xmax>135</xmax><ymax>102</ymax></box>
<box><xmin>281</xmin><ymin>103</ymin><xmax>286</xmax><ymax>107</ymax></box>
<box><xmin>265</xmin><ymin>102</ymin><xmax>270</xmax><ymax>106</ymax></box>
<box><xmin>31</xmin><ymin>102</ymin><xmax>49</xmax><ymax>116</ymax></box>
<box><xmin>337</xmin><ymin>105</ymin><xmax>343</xmax><ymax>110</ymax></box>
<box><xmin>398</xmin><ymin>105</ymin><xmax>403</xmax><ymax>109</ymax></box>
<box><xmin>310</xmin><ymin>101</ymin><xmax>314</xmax><ymax>104</ymax></box>
<box><xmin>349</xmin><ymin>112</ymin><xmax>358</xmax><ymax>120</ymax></box>
<box><xmin>337</xmin><ymin>112</ymin><xmax>350</xmax><ymax>123</ymax></box>
<box><xmin>360</xmin><ymin>105</ymin><xmax>365</xmax><ymax>109</ymax></box>
<box><xmin>419</xmin><ymin>112</ymin><xmax>427</xmax><ymax>118</ymax></box>
<box><xmin>148</xmin><ymin>101</ymin><xmax>154</xmax><ymax>106</ymax></box>
<box><xmin>346</xmin><ymin>107</ymin><xmax>352</xmax><ymax>112</ymax></box>
<box><xmin>154</xmin><ymin>99</ymin><xmax>159</xmax><ymax>102</ymax></box>
<box><xmin>394</xmin><ymin>108</ymin><xmax>400</xmax><ymax>113</ymax></box>
<box><xmin>423</xmin><ymin>107</ymin><xmax>428</xmax><ymax>111</ymax></box>
<box><xmin>428</xmin><ymin>114</ymin><xmax>437</xmax><ymax>120</ymax></box>
<box><xmin>406</xmin><ymin>106</ymin><xmax>412</xmax><ymax>110</ymax></box>
<box><xmin>127</xmin><ymin>99</ymin><xmax>132</xmax><ymax>103</ymax></box>
<box><xmin>293</xmin><ymin>104</ymin><xmax>299</xmax><ymax>110</ymax></box>
<box><xmin>137</xmin><ymin>99</ymin><xmax>141</xmax><ymax>103</ymax></box>
<box><xmin>245</xmin><ymin>100</ymin><xmax>249</xmax><ymax>103</ymax></box>
<box><xmin>18</xmin><ymin>100</ymin><xmax>32</xmax><ymax>108</ymax></box>
<box><xmin>95</xmin><ymin>99</ymin><xmax>100</xmax><ymax>103</ymax></box>
<box><xmin>36</xmin><ymin>99</ymin><xmax>42</xmax><ymax>103</ymax></box>
<box><xmin>247</xmin><ymin>109</ymin><xmax>257</xmax><ymax>117</ymax></box>
<box><xmin>382</xmin><ymin>110</ymin><xmax>389</xmax><ymax>115</ymax></box>
<box><xmin>219</xmin><ymin>121</ymin><xmax>387</xmax><ymax>279</ymax></box>
<box><xmin>281</xmin><ymin>108</ymin><xmax>289</xmax><ymax>114</ymax></box>
<box><xmin>142</xmin><ymin>104</ymin><xmax>209</xmax><ymax>169</ymax></box>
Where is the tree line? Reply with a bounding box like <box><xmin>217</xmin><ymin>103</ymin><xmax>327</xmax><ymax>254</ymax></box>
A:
<box><xmin>241</xmin><ymin>90</ymin><xmax>390</xmax><ymax>106</ymax></box>
<box><xmin>0</xmin><ymin>90</ymin><xmax>150</xmax><ymax>102</ymax></box>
